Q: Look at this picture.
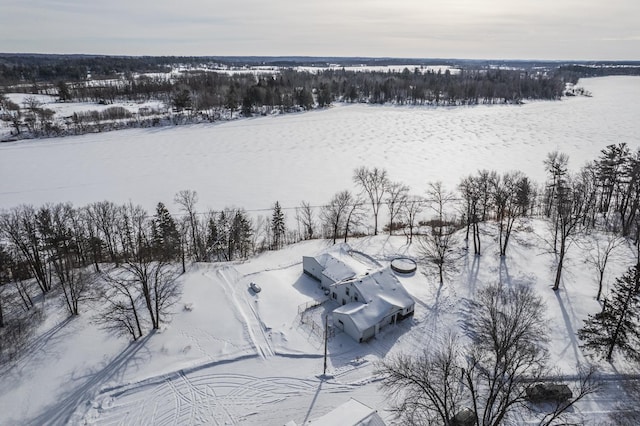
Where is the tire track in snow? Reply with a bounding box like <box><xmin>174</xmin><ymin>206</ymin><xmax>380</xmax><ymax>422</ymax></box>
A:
<box><xmin>213</xmin><ymin>266</ymin><xmax>274</xmax><ymax>359</ymax></box>
<box><xmin>163</xmin><ymin>376</ymin><xmax>190</xmax><ymax>425</ymax></box>
<box><xmin>87</xmin><ymin>370</ymin><xmax>357</xmax><ymax>425</ymax></box>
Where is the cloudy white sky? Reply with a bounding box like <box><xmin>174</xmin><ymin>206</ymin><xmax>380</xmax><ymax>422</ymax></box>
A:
<box><xmin>1</xmin><ymin>0</ymin><xmax>638</xmax><ymax>60</ymax></box>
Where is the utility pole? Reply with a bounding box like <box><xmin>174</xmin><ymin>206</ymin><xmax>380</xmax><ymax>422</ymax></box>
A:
<box><xmin>323</xmin><ymin>314</ymin><xmax>328</xmax><ymax>376</ymax></box>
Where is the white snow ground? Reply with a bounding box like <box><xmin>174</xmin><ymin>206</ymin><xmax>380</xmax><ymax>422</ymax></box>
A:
<box><xmin>1</xmin><ymin>222</ymin><xmax>638</xmax><ymax>425</ymax></box>
<box><xmin>1</xmin><ymin>77</ymin><xmax>640</xmax><ymax>425</ymax></box>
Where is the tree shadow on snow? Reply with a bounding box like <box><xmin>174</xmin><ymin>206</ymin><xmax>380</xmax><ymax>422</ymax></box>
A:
<box><xmin>0</xmin><ymin>317</ymin><xmax>75</xmax><ymax>396</ymax></box>
<box><xmin>27</xmin><ymin>332</ymin><xmax>154</xmax><ymax>426</ymax></box>
<box><xmin>553</xmin><ymin>289</ymin><xmax>582</xmax><ymax>366</ymax></box>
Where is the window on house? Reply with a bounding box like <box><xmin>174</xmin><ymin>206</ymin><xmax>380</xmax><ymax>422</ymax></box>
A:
<box><xmin>354</xmin><ymin>294</ymin><xmax>358</xmax><ymax>301</ymax></box>
<box><xmin>346</xmin><ymin>287</ymin><xmax>350</xmax><ymax>296</ymax></box>
<box><xmin>342</xmin><ymin>299</ymin><xmax>346</xmax><ymax>305</ymax></box>
<box><xmin>332</xmin><ymin>292</ymin><xmax>336</xmax><ymax>299</ymax></box>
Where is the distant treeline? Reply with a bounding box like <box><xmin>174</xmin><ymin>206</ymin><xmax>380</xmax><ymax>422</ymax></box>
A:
<box><xmin>2</xmin><ymin>54</ymin><xmax>639</xmax><ymax>141</ymax></box>
<box><xmin>61</xmin><ymin>67</ymin><xmax>567</xmax><ymax>108</ymax></box>
<box><xmin>1</xmin><ymin>54</ymin><xmax>639</xmax><ymax>85</ymax></box>
<box><xmin>558</xmin><ymin>64</ymin><xmax>640</xmax><ymax>79</ymax></box>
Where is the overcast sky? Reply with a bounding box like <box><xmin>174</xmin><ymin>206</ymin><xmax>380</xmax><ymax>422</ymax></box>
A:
<box><xmin>1</xmin><ymin>0</ymin><xmax>638</xmax><ymax>60</ymax></box>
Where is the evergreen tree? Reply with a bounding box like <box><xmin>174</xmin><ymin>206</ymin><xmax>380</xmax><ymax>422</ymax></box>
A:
<box><xmin>317</xmin><ymin>83</ymin><xmax>332</xmax><ymax>107</ymax></box>
<box><xmin>57</xmin><ymin>81</ymin><xmax>72</xmax><ymax>102</ymax></box>
<box><xmin>231</xmin><ymin>210</ymin><xmax>253</xmax><ymax>259</ymax></box>
<box><xmin>271</xmin><ymin>201</ymin><xmax>285</xmax><ymax>250</ymax></box>
<box><xmin>152</xmin><ymin>202</ymin><xmax>180</xmax><ymax>261</ymax></box>
<box><xmin>215</xmin><ymin>210</ymin><xmax>232</xmax><ymax>261</ymax></box>
<box><xmin>225</xmin><ymin>85</ymin><xmax>238</xmax><ymax>117</ymax></box>
<box><xmin>206</xmin><ymin>214</ymin><xmax>220</xmax><ymax>260</ymax></box>
<box><xmin>595</xmin><ymin>143</ymin><xmax>629</xmax><ymax>216</ymax></box>
<box><xmin>579</xmin><ymin>266</ymin><xmax>640</xmax><ymax>361</ymax></box>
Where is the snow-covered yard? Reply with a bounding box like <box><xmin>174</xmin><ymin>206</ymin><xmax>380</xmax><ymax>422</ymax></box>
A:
<box><xmin>0</xmin><ymin>219</ymin><xmax>638</xmax><ymax>425</ymax></box>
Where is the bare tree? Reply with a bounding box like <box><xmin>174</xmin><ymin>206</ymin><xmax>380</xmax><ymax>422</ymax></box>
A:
<box><xmin>22</xmin><ymin>96</ymin><xmax>42</xmax><ymax>133</ymax></box>
<box><xmin>544</xmin><ymin>151</ymin><xmax>569</xmax><ymax>219</ymax></box>
<box><xmin>492</xmin><ymin>171</ymin><xmax>532</xmax><ymax>257</ymax></box>
<box><xmin>321</xmin><ymin>190</ymin><xmax>353</xmax><ymax>244</ymax></box>
<box><xmin>585</xmin><ymin>233</ymin><xmax>624</xmax><ymax>301</ymax></box>
<box><xmin>386</xmin><ymin>181</ymin><xmax>409</xmax><ymax>235</ymax></box>
<box><xmin>459</xmin><ymin>175</ymin><xmax>483</xmax><ymax>255</ymax></box>
<box><xmin>296</xmin><ymin>201</ymin><xmax>315</xmax><ymax>240</ymax></box>
<box><xmin>5</xmin><ymin>249</ymin><xmax>35</xmax><ymax>312</ymax></box>
<box><xmin>353</xmin><ymin>166</ymin><xmax>390</xmax><ymax>235</ymax></box>
<box><xmin>419</xmin><ymin>182</ymin><xmax>459</xmax><ymax>285</ymax></box>
<box><xmin>174</xmin><ymin>190</ymin><xmax>203</xmax><ymax>261</ymax></box>
<box><xmin>176</xmin><ymin>216</ymin><xmax>189</xmax><ymax>273</ymax></box>
<box><xmin>0</xmin><ymin>205</ymin><xmax>52</xmax><ymax>295</ymax></box>
<box><xmin>121</xmin><ymin>258</ymin><xmax>181</xmax><ymax>330</ymax></box>
<box><xmin>401</xmin><ymin>196</ymin><xmax>424</xmax><ymax>244</ymax></box>
<box><xmin>343</xmin><ymin>196</ymin><xmax>366</xmax><ymax>243</ymax></box>
<box><xmin>59</xmin><ymin>267</ymin><xmax>94</xmax><ymax>316</ymax></box>
<box><xmin>0</xmin><ymin>244</ymin><xmax>9</xmax><ymax>327</ymax></box>
<box><xmin>378</xmin><ymin>335</ymin><xmax>465</xmax><ymax>425</ymax></box>
<box><xmin>86</xmin><ymin>201</ymin><xmax>121</xmax><ymax>264</ymax></box>
<box><xmin>379</xmin><ymin>284</ymin><xmax>598</xmax><ymax>426</ymax></box>
<box><xmin>419</xmin><ymin>220</ymin><xmax>459</xmax><ymax>286</ymax></box>
<box><xmin>477</xmin><ymin>170</ymin><xmax>499</xmax><ymax>222</ymax></box>
<box><xmin>252</xmin><ymin>215</ymin><xmax>269</xmax><ymax>253</ymax></box>
<box><xmin>118</xmin><ymin>202</ymin><xmax>149</xmax><ymax>262</ymax></box>
<box><xmin>0</xmin><ymin>97</ymin><xmax>22</xmax><ymax>135</ymax></box>
<box><xmin>551</xmin><ymin>173</ymin><xmax>587</xmax><ymax>291</ymax></box>
<box><xmin>98</xmin><ymin>268</ymin><xmax>144</xmax><ymax>341</ymax></box>
<box><xmin>36</xmin><ymin>203</ymin><xmax>93</xmax><ymax>315</ymax></box>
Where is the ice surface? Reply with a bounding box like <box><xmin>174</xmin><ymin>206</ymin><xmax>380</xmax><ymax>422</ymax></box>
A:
<box><xmin>1</xmin><ymin>77</ymin><xmax>638</xmax><ymax>214</ymax></box>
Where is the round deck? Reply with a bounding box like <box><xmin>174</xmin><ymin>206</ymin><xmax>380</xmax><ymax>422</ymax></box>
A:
<box><xmin>390</xmin><ymin>257</ymin><xmax>417</xmax><ymax>274</ymax></box>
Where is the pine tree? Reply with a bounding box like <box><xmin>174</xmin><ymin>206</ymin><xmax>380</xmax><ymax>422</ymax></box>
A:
<box><xmin>578</xmin><ymin>266</ymin><xmax>640</xmax><ymax>361</ymax></box>
<box><xmin>206</xmin><ymin>215</ymin><xmax>219</xmax><ymax>260</ymax></box>
<box><xmin>271</xmin><ymin>201</ymin><xmax>285</xmax><ymax>250</ymax></box>
<box><xmin>152</xmin><ymin>202</ymin><xmax>180</xmax><ymax>261</ymax></box>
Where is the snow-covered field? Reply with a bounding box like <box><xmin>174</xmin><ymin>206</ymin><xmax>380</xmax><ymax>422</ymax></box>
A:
<box><xmin>1</xmin><ymin>77</ymin><xmax>638</xmax><ymax>214</ymax></box>
<box><xmin>1</xmin><ymin>76</ymin><xmax>640</xmax><ymax>425</ymax></box>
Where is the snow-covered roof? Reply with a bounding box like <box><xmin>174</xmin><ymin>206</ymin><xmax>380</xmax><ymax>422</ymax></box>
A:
<box><xmin>346</xmin><ymin>268</ymin><xmax>413</xmax><ymax>308</ymax></box>
<box><xmin>334</xmin><ymin>269</ymin><xmax>414</xmax><ymax>332</ymax></box>
<box><xmin>314</xmin><ymin>247</ymin><xmax>373</xmax><ymax>284</ymax></box>
<box><xmin>315</xmin><ymin>253</ymin><xmax>358</xmax><ymax>282</ymax></box>
<box><xmin>306</xmin><ymin>398</ymin><xmax>386</xmax><ymax>426</ymax></box>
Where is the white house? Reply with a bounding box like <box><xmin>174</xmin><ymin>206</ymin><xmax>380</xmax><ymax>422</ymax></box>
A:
<box><xmin>303</xmin><ymin>250</ymin><xmax>415</xmax><ymax>342</ymax></box>
<box><xmin>293</xmin><ymin>398</ymin><xmax>386</xmax><ymax>425</ymax></box>
<box><xmin>302</xmin><ymin>248</ymin><xmax>372</xmax><ymax>290</ymax></box>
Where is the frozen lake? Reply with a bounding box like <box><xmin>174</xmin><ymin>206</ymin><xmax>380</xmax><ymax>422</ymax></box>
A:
<box><xmin>1</xmin><ymin>76</ymin><xmax>639</xmax><ymax>213</ymax></box>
